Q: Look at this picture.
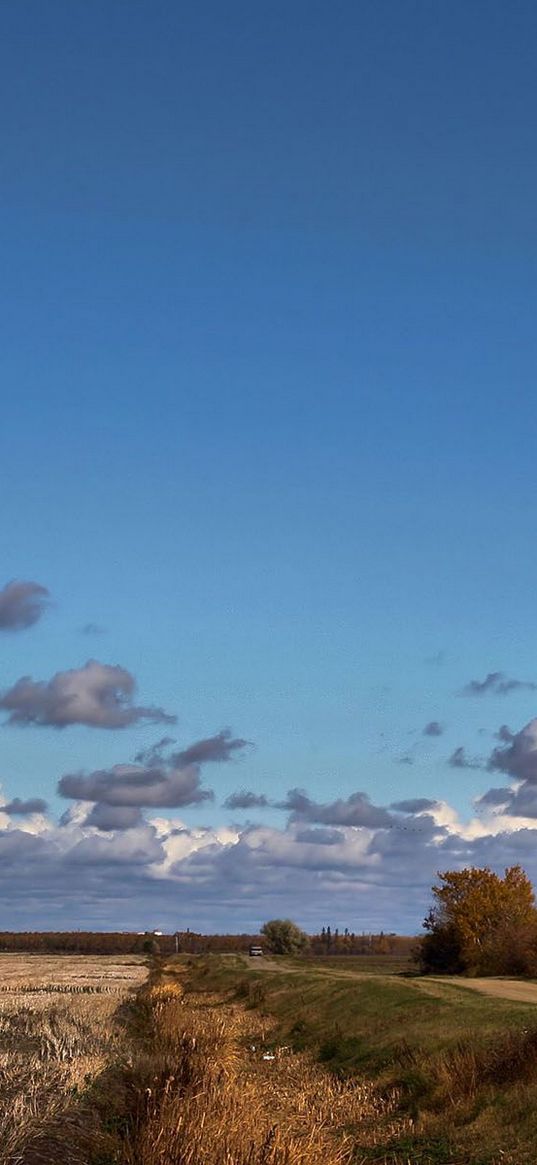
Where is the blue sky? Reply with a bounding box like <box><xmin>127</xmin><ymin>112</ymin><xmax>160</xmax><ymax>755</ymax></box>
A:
<box><xmin>2</xmin><ymin>1</ymin><xmax>537</xmax><ymax>932</ymax></box>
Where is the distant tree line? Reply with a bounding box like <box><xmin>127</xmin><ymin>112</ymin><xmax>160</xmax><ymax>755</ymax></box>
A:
<box><xmin>309</xmin><ymin>928</ymin><xmax>415</xmax><ymax>957</ymax></box>
<box><xmin>0</xmin><ymin>927</ymin><xmax>416</xmax><ymax>957</ymax></box>
<box><xmin>0</xmin><ymin>931</ymin><xmax>263</xmax><ymax>955</ymax></box>
<box><xmin>6</xmin><ymin>864</ymin><xmax>536</xmax><ymax>976</ymax></box>
<box><xmin>172</xmin><ymin>932</ymin><xmax>264</xmax><ymax>954</ymax></box>
<box><xmin>0</xmin><ymin>931</ymin><xmax>164</xmax><ymax>955</ymax></box>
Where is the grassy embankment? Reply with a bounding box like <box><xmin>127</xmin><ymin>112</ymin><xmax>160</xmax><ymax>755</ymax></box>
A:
<box><xmin>164</xmin><ymin>953</ymin><xmax>537</xmax><ymax>1164</ymax></box>
<box><xmin>116</xmin><ymin>975</ymin><xmax>402</xmax><ymax>1165</ymax></box>
<box><xmin>7</xmin><ymin>951</ymin><xmax>537</xmax><ymax>1164</ymax></box>
<box><xmin>0</xmin><ymin>952</ymin><xmax>389</xmax><ymax>1165</ymax></box>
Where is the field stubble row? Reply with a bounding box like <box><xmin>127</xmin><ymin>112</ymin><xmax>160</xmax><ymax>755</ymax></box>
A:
<box><xmin>121</xmin><ymin>976</ymin><xmax>410</xmax><ymax>1165</ymax></box>
<box><xmin>0</xmin><ymin>953</ymin><xmax>410</xmax><ymax>1165</ymax></box>
<box><xmin>4</xmin><ymin>951</ymin><xmax>537</xmax><ymax>1164</ymax></box>
<box><xmin>0</xmin><ymin>954</ymin><xmax>147</xmax><ymax>1164</ymax></box>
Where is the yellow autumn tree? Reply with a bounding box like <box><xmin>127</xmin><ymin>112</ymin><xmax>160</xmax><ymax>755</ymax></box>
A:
<box><xmin>420</xmin><ymin>865</ymin><xmax>537</xmax><ymax>976</ymax></box>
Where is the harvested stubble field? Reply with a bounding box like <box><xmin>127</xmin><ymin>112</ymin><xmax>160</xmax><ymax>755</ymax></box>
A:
<box><xmin>0</xmin><ymin>953</ymin><xmax>411</xmax><ymax>1165</ymax></box>
<box><xmin>0</xmin><ymin>953</ymin><xmax>147</xmax><ymax>992</ymax></box>
<box><xmin>0</xmin><ymin>954</ymin><xmax>147</xmax><ymax>1165</ymax></box>
<box><xmin>6</xmin><ymin>951</ymin><xmax>537</xmax><ymax>1165</ymax></box>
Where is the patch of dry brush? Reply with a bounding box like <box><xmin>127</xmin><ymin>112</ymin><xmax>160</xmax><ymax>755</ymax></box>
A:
<box><xmin>122</xmin><ymin>980</ymin><xmax>407</xmax><ymax>1165</ymax></box>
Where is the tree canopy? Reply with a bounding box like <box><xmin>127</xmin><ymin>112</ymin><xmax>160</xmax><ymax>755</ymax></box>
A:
<box><xmin>419</xmin><ymin>865</ymin><xmax>537</xmax><ymax>975</ymax></box>
<box><xmin>260</xmin><ymin>919</ymin><xmax>310</xmax><ymax>955</ymax></box>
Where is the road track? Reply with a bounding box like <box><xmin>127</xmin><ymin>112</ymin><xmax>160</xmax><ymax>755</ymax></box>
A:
<box><xmin>242</xmin><ymin>955</ymin><xmax>537</xmax><ymax>1004</ymax></box>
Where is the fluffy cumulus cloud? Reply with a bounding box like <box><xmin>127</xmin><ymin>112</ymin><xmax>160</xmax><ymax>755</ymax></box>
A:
<box><xmin>462</xmin><ymin>671</ymin><xmax>537</xmax><ymax>697</ymax></box>
<box><xmin>174</xmin><ymin>731</ymin><xmax>251</xmax><ymax>766</ymax></box>
<box><xmin>1</xmin><ymin>762</ymin><xmax>537</xmax><ymax>930</ymax></box>
<box><xmin>483</xmin><ymin>786</ymin><xmax>537</xmax><ymax>819</ymax></box>
<box><xmin>59</xmin><ymin>762</ymin><xmax>213</xmax><ymax>809</ymax></box>
<box><xmin>6</xmin><ymin>673</ymin><xmax>537</xmax><ymax>931</ymax></box>
<box><xmin>0</xmin><ymin>660</ymin><xmax>175</xmax><ymax>729</ymax></box>
<box><xmin>390</xmin><ymin>797</ymin><xmax>440</xmax><ymax>814</ymax></box>
<box><xmin>295</xmin><ymin>827</ymin><xmax>344</xmax><ymax>845</ymax></box>
<box><xmin>65</xmin><ymin>824</ymin><xmax>164</xmax><ymax>868</ymax></box>
<box><xmin>488</xmin><ymin>719</ymin><xmax>537</xmax><ymax>783</ymax></box>
<box><xmin>477</xmin><ymin>786</ymin><xmax>514</xmax><ymax>808</ymax></box>
<box><xmin>0</xmin><ymin>784</ymin><xmax>535</xmax><ymax>933</ymax></box>
<box><xmin>465</xmin><ymin>718</ymin><xmax>537</xmax><ymax>826</ymax></box>
<box><xmin>0</xmin><ymin>797</ymin><xmax>48</xmax><ymax>815</ymax></box>
<box><xmin>134</xmin><ymin>731</ymin><xmax>249</xmax><ymax>768</ymax></box>
<box><xmin>0</xmin><ymin>580</ymin><xmax>50</xmax><ymax>631</ymax></box>
<box><xmin>275</xmin><ymin>788</ymin><xmax>394</xmax><ymax>829</ymax></box>
<box><xmin>58</xmin><ymin>732</ymin><xmax>249</xmax><ymax>824</ymax></box>
<box><xmin>84</xmin><ymin>803</ymin><xmax>144</xmax><ymax>831</ymax></box>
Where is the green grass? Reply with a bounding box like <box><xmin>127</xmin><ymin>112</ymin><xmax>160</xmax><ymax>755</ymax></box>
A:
<box><xmin>179</xmin><ymin>955</ymin><xmax>536</xmax><ymax>1075</ymax></box>
<box><xmin>307</xmin><ymin>954</ymin><xmax>415</xmax><ymax>975</ymax></box>
<box><xmin>171</xmin><ymin>954</ymin><xmax>537</xmax><ymax>1162</ymax></box>
<box><xmin>357</xmin><ymin>1135</ymin><xmax>471</xmax><ymax>1164</ymax></box>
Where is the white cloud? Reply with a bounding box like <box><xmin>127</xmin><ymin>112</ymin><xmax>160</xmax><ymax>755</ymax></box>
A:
<box><xmin>0</xmin><ymin>762</ymin><xmax>537</xmax><ymax>931</ymax></box>
<box><xmin>0</xmin><ymin>660</ymin><xmax>175</xmax><ymax>729</ymax></box>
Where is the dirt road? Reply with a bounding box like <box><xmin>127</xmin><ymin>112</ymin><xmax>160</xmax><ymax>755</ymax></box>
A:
<box><xmin>438</xmin><ymin>976</ymin><xmax>537</xmax><ymax>1005</ymax></box>
<box><xmin>244</xmin><ymin>955</ymin><xmax>537</xmax><ymax>1004</ymax></box>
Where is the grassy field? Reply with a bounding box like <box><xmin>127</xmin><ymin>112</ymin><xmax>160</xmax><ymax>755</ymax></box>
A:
<box><xmin>303</xmin><ymin>954</ymin><xmax>415</xmax><ymax>976</ymax></box>
<box><xmin>4</xmin><ymin>950</ymin><xmax>537</xmax><ymax>1163</ymax></box>
<box><xmin>0</xmin><ymin>953</ymin><xmax>147</xmax><ymax>1164</ymax></box>
<box><xmin>166</xmin><ymin>953</ymin><xmax>537</xmax><ymax>1164</ymax></box>
<box><xmin>178</xmin><ymin>954</ymin><xmax>537</xmax><ymax>1066</ymax></box>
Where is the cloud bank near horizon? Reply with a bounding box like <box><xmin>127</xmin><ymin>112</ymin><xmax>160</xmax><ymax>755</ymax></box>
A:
<box><xmin>2</xmin><ymin>580</ymin><xmax>537</xmax><ymax>934</ymax></box>
<box><xmin>1</xmin><ymin>714</ymin><xmax>537</xmax><ymax>933</ymax></box>
<box><xmin>0</xmin><ymin>783</ymin><xmax>535</xmax><ymax>934</ymax></box>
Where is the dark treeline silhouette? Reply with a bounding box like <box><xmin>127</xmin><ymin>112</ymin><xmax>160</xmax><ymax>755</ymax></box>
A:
<box><xmin>0</xmin><ymin>931</ymin><xmax>264</xmax><ymax>955</ymax></box>
<box><xmin>0</xmin><ymin>931</ymin><xmax>160</xmax><ymax>955</ymax></box>
<box><xmin>0</xmin><ymin>928</ymin><xmax>416</xmax><ymax>957</ymax></box>
<box><xmin>309</xmin><ymin>927</ymin><xmax>415</xmax><ymax>957</ymax></box>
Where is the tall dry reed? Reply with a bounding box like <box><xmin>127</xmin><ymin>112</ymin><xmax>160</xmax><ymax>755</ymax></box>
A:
<box><xmin>121</xmin><ymin>981</ymin><xmax>406</xmax><ymax>1165</ymax></box>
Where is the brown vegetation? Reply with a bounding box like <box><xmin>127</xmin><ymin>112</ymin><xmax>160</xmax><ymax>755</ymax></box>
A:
<box><xmin>0</xmin><ymin>955</ymin><xmax>146</xmax><ymax>1164</ymax></box>
<box><xmin>0</xmin><ymin>928</ymin><xmax>416</xmax><ymax>958</ymax></box>
<box><xmin>0</xmin><ymin>930</ymin><xmax>266</xmax><ymax>956</ymax></box>
<box><xmin>419</xmin><ymin>864</ymin><xmax>537</xmax><ymax>976</ymax></box>
<box><xmin>5</xmin><ymin>943</ymin><xmax>537</xmax><ymax>1163</ymax></box>
<box><xmin>0</xmin><ymin>952</ymin><xmax>410</xmax><ymax>1164</ymax></box>
<box><xmin>121</xmin><ymin>977</ymin><xmax>408</xmax><ymax>1164</ymax></box>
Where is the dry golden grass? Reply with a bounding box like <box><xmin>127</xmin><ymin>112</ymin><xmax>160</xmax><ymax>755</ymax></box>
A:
<box><xmin>0</xmin><ymin>953</ymin><xmax>419</xmax><ymax>1164</ymax></box>
<box><xmin>121</xmin><ymin>981</ymin><xmax>410</xmax><ymax>1165</ymax></box>
<box><xmin>7</xmin><ymin>954</ymin><xmax>534</xmax><ymax>1163</ymax></box>
<box><xmin>0</xmin><ymin>952</ymin><xmax>146</xmax><ymax>991</ymax></box>
<box><xmin>0</xmin><ymin>953</ymin><xmax>147</xmax><ymax>1164</ymax></box>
